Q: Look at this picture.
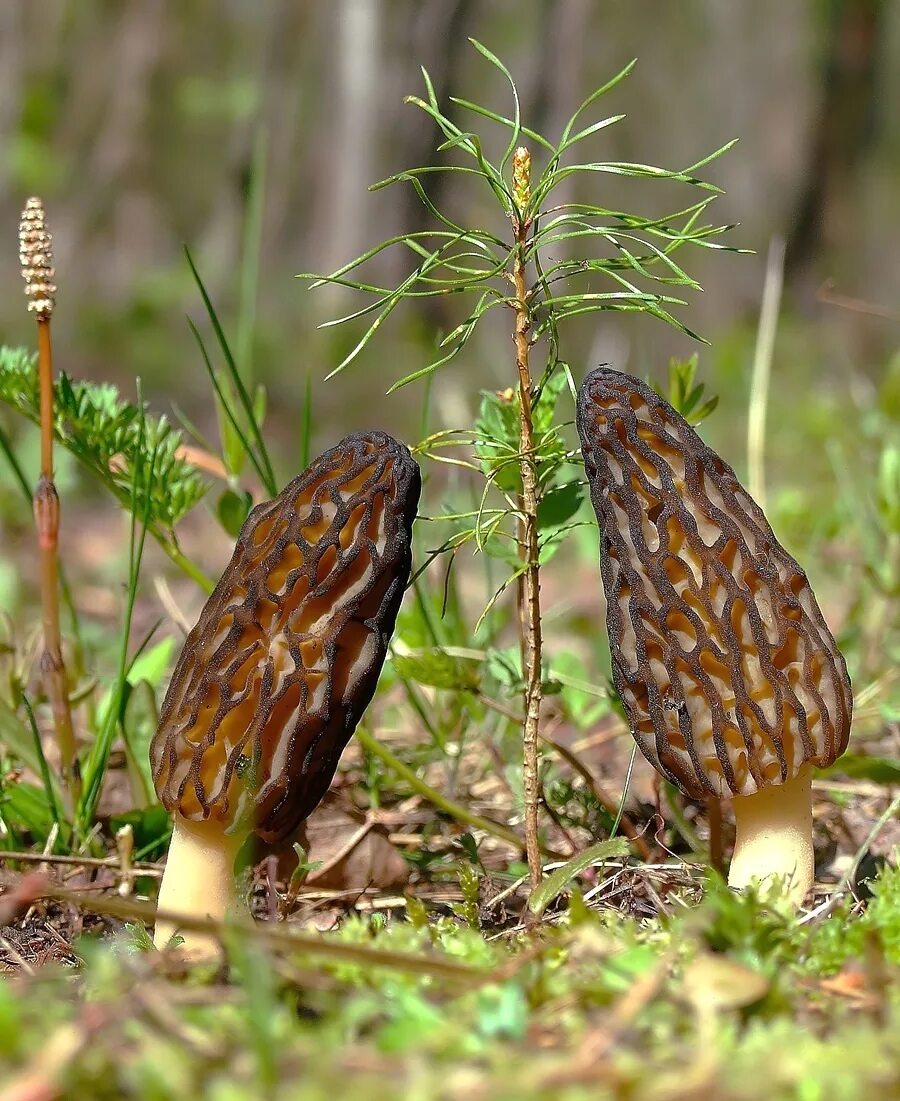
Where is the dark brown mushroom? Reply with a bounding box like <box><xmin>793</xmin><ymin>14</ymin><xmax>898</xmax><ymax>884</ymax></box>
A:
<box><xmin>151</xmin><ymin>431</ymin><xmax>420</xmax><ymax>949</ymax></box>
<box><xmin>577</xmin><ymin>367</ymin><xmax>852</xmax><ymax>904</ymax></box>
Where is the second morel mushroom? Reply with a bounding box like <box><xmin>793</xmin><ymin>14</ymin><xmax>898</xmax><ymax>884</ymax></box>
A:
<box><xmin>577</xmin><ymin>367</ymin><xmax>852</xmax><ymax>905</ymax></box>
<box><xmin>150</xmin><ymin>431</ymin><xmax>420</xmax><ymax>951</ymax></box>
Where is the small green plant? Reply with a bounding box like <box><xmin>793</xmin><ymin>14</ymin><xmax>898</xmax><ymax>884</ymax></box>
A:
<box><xmin>304</xmin><ymin>40</ymin><xmax>738</xmax><ymax>890</ymax></box>
<box><xmin>0</xmin><ymin>346</ymin><xmax>210</xmax><ymax>587</ymax></box>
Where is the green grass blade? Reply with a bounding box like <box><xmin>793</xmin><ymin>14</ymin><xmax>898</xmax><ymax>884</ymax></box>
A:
<box><xmin>187</xmin><ymin>318</ymin><xmax>272</xmax><ymax>492</ymax></box>
<box><xmin>20</xmin><ymin>696</ymin><xmax>64</xmax><ymax>840</ymax></box>
<box><xmin>0</xmin><ymin>422</ymin><xmax>31</xmax><ymax>501</ymax></box>
<box><xmin>449</xmin><ymin>97</ymin><xmax>554</xmax><ymax>152</ymax></box>
<box><xmin>77</xmin><ymin>389</ymin><xmax>156</xmax><ymax>830</ymax></box>
<box><xmin>559</xmin><ymin>59</ymin><xmax>636</xmax><ymax>146</ymax></box>
<box><xmin>185</xmin><ymin>247</ymin><xmax>277</xmax><ymax>495</ymax></box>
<box><xmin>236</xmin><ymin>125</ymin><xmax>268</xmax><ymax>391</ymax></box>
<box><xmin>299</xmin><ymin>368</ymin><xmax>313</xmax><ymax>470</ymax></box>
<box><xmin>467</xmin><ymin>38</ymin><xmax>521</xmax><ymax>171</ymax></box>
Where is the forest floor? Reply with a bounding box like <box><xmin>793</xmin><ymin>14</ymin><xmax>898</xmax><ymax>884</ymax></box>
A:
<box><xmin>1</xmin><ymin>738</ymin><xmax>898</xmax><ymax>1101</ymax></box>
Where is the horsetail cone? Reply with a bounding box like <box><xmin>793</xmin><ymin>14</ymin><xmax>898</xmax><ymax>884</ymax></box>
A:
<box><xmin>576</xmin><ymin>367</ymin><xmax>851</xmax><ymax>905</ymax></box>
<box><xmin>150</xmin><ymin>432</ymin><xmax>420</xmax><ymax>951</ymax></box>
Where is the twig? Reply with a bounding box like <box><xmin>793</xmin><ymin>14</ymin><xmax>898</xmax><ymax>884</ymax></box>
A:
<box><xmin>152</xmin><ymin>575</ymin><xmax>192</xmax><ymax>635</ymax></box>
<box><xmin>475</xmin><ymin>708</ymin><xmax>643</xmax><ymax>867</ymax></box>
<box><xmin>115</xmin><ymin>824</ymin><xmax>135</xmax><ymax>897</ymax></box>
<box><xmin>305</xmin><ymin>817</ymin><xmax>376</xmax><ymax>883</ymax></box>
<box><xmin>0</xmin><ymin>850</ymin><xmax>163</xmax><ymax>876</ymax></box>
<box><xmin>19</xmin><ymin>198</ymin><xmax>79</xmax><ymax>809</ymax></box>
<box><xmin>0</xmin><ymin>1006</ymin><xmax>110</xmax><ymax>1101</ymax></box>
<box><xmin>817</xmin><ymin>279</ymin><xmax>900</xmax><ymax>323</ymax></box>
<box><xmin>538</xmin><ymin>729</ymin><xmax>652</xmax><ymax>861</ymax></box>
<box><xmin>0</xmin><ymin>934</ymin><xmax>34</xmax><ymax>975</ymax></box>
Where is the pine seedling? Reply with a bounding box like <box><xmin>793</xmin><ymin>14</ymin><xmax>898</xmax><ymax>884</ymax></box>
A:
<box><xmin>18</xmin><ymin>198</ymin><xmax>79</xmax><ymax>808</ymax></box>
<box><xmin>304</xmin><ymin>42</ymin><xmax>739</xmax><ymax>895</ymax></box>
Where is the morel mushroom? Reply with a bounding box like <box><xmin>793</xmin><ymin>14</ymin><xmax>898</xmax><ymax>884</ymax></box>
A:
<box><xmin>150</xmin><ymin>431</ymin><xmax>420</xmax><ymax>950</ymax></box>
<box><xmin>577</xmin><ymin>368</ymin><xmax>851</xmax><ymax>904</ymax></box>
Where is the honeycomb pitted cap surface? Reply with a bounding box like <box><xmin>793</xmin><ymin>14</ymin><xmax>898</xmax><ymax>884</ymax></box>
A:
<box><xmin>576</xmin><ymin>367</ymin><xmax>851</xmax><ymax>800</ymax></box>
<box><xmin>150</xmin><ymin>432</ymin><xmax>420</xmax><ymax>843</ymax></box>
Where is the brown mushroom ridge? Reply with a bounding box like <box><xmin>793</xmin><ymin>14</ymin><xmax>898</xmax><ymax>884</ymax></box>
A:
<box><xmin>150</xmin><ymin>431</ymin><xmax>420</xmax><ymax>844</ymax></box>
<box><xmin>576</xmin><ymin>367</ymin><xmax>851</xmax><ymax>801</ymax></box>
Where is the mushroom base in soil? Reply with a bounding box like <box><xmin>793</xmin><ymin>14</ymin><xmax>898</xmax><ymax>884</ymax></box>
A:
<box><xmin>153</xmin><ymin>817</ymin><xmax>246</xmax><ymax>951</ymax></box>
<box><xmin>727</xmin><ymin>765</ymin><xmax>814</xmax><ymax>906</ymax></box>
<box><xmin>149</xmin><ymin>433</ymin><xmax>420</xmax><ymax>956</ymax></box>
<box><xmin>576</xmin><ymin>367</ymin><xmax>852</xmax><ymax>909</ymax></box>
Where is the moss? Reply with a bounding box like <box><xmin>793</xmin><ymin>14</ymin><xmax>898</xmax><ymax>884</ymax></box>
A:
<box><xmin>2</xmin><ymin>865</ymin><xmax>899</xmax><ymax>1099</ymax></box>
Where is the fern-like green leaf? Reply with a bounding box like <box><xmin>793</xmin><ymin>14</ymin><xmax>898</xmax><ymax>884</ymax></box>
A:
<box><xmin>0</xmin><ymin>346</ymin><xmax>208</xmax><ymax>530</ymax></box>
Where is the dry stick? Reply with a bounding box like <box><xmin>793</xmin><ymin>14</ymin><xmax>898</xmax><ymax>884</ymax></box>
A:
<box><xmin>0</xmin><ymin>849</ymin><xmax>163</xmax><ymax>875</ymax></box>
<box><xmin>19</xmin><ymin>198</ymin><xmax>79</xmax><ymax>809</ymax></box>
<box><xmin>541</xmin><ymin>733</ymin><xmax>653</xmax><ymax>863</ymax></box>
<box><xmin>817</xmin><ymin>279</ymin><xmax>900</xmax><ymax>322</ymax></box>
<box><xmin>510</xmin><ymin>147</ymin><xmax>544</xmax><ymax>897</ymax></box>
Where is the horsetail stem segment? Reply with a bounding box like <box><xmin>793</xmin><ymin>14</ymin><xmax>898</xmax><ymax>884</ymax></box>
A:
<box><xmin>19</xmin><ymin>197</ymin><xmax>80</xmax><ymax>810</ymax></box>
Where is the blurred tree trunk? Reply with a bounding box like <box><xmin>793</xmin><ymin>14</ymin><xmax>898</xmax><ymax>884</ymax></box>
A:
<box><xmin>71</xmin><ymin>0</ymin><xmax>167</xmax><ymax>299</ymax></box>
<box><xmin>382</xmin><ymin>0</ymin><xmax>475</xmax><ymax>334</ymax></box>
<box><xmin>320</xmin><ymin>0</ymin><xmax>383</xmax><ymax>304</ymax></box>
<box><xmin>526</xmin><ymin>0</ymin><xmax>590</xmax><ymax>145</ymax></box>
<box><xmin>397</xmin><ymin>0</ymin><xmax>475</xmax><ymax>233</ymax></box>
<box><xmin>0</xmin><ymin>3</ymin><xmax>24</xmax><ymax>203</ymax></box>
<box><xmin>264</xmin><ymin>1</ymin><xmax>315</xmax><ymax>262</ymax></box>
<box><xmin>786</xmin><ymin>0</ymin><xmax>884</xmax><ymax>279</ymax></box>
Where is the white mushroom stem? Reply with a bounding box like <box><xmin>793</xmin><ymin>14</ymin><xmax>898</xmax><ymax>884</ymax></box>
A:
<box><xmin>153</xmin><ymin>816</ymin><xmax>246</xmax><ymax>955</ymax></box>
<box><xmin>727</xmin><ymin>764</ymin><xmax>814</xmax><ymax>907</ymax></box>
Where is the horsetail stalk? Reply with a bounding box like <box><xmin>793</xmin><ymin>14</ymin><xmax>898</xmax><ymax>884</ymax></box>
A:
<box><xmin>19</xmin><ymin>197</ymin><xmax>80</xmax><ymax>808</ymax></box>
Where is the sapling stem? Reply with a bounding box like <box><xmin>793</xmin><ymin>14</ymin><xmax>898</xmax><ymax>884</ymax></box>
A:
<box><xmin>510</xmin><ymin>148</ymin><xmax>544</xmax><ymax>897</ymax></box>
<box><xmin>728</xmin><ymin>765</ymin><xmax>814</xmax><ymax>906</ymax></box>
<box><xmin>19</xmin><ymin>198</ymin><xmax>79</xmax><ymax>809</ymax></box>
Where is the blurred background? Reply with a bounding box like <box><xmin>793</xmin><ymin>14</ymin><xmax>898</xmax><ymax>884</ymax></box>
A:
<box><xmin>0</xmin><ymin>0</ymin><xmax>896</xmax><ymax>911</ymax></box>
<box><xmin>0</xmin><ymin>0</ymin><xmax>898</xmax><ymax>618</ymax></box>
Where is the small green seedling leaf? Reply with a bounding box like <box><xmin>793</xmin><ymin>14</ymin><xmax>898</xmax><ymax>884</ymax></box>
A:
<box><xmin>528</xmin><ymin>838</ymin><xmax>630</xmax><ymax>915</ymax></box>
<box><xmin>216</xmin><ymin>487</ymin><xmax>254</xmax><ymax>537</ymax></box>
<box><xmin>820</xmin><ymin>755</ymin><xmax>900</xmax><ymax>785</ymax></box>
<box><xmin>391</xmin><ymin>648</ymin><xmax>481</xmax><ymax>692</ymax></box>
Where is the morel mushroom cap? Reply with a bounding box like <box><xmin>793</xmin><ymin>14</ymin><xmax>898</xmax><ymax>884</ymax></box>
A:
<box><xmin>151</xmin><ymin>431</ymin><xmax>419</xmax><ymax>949</ymax></box>
<box><xmin>577</xmin><ymin>367</ymin><xmax>852</xmax><ymax>901</ymax></box>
